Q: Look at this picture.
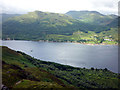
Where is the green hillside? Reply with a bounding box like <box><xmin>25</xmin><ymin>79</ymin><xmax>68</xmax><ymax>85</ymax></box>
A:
<box><xmin>45</xmin><ymin>28</ymin><xmax>118</xmax><ymax>45</ymax></box>
<box><xmin>66</xmin><ymin>11</ymin><xmax>117</xmax><ymax>26</ymax></box>
<box><xmin>2</xmin><ymin>11</ymin><xmax>110</xmax><ymax>40</ymax></box>
<box><xmin>2</xmin><ymin>46</ymin><xmax>119</xmax><ymax>89</ymax></box>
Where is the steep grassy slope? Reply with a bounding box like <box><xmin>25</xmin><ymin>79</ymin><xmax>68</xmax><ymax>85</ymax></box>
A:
<box><xmin>2</xmin><ymin>46</ymin><xmax>119</xmax><ymax>89</ymax></box>
<box><xmin>2</xmin><ymin>46</ymin><xmax>67</xmax><ymax>89</ymax></box>
<box><xmin>2</xmin><ymin>11</ymin><xmax>110</xmax><ymax>40</ymax></box>
<box><xmin>66</xmin><ymin>11</ymin><xmax>117</xmax><ymax>26</ymax></box>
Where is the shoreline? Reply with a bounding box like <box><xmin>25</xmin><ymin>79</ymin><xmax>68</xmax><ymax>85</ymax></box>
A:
<box><xmin>37</xmin><ymin>40</ymin><xmax>119</xmax><ymax>46</ymax></box>
<box><xmin>2</xmin><ymin>39</ymin><xmax>118</xmax><ymax>46</ymax></box>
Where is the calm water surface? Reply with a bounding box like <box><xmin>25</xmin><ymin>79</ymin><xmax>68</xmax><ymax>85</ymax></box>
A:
<box><xmin>2</xmin><ymin>40</ymin><xmax>118</xmax><ymax>73</ymax></box>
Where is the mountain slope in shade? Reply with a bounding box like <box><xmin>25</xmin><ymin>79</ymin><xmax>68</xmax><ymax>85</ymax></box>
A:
<box><xmin>1</xmin><ymin>13</ymin><xmax>21</xmax><ymax>22</ymax></box>
<box><xmin>107</xmin><ymin>17</ymin><xmax>120</xmax><ymax>27</ymax></box>
<box><xmin>66</xmin><ymin>11</ymin><xmax>117</xmax><ymax>25</ymax></box>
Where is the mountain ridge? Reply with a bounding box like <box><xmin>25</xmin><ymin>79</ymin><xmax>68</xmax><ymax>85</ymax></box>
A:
<box><xmin>66</xmin><ymin>10</ymin><xmax>117</xmax><ymax>26</ymax></box>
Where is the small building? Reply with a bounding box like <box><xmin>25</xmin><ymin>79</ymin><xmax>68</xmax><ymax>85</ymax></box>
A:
<box><xmin>104</xmin><ymin>39</ymin><xmax>112</xmax><ymax>41</ymax></box>
<box><xmin>6</xmin><ymin>38</ymin><xmax>10</xmax><ymax>40</ymax></box>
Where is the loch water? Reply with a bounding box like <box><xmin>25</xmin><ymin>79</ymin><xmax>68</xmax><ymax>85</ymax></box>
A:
<box><xmin>2</xmin><ymin>40</ymin><xmax>118</xmax><ymax>73</ymax></box>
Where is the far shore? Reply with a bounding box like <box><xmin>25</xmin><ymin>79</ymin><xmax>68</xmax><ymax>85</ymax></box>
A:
<box><xmin>2</xmin><ymin>39</ymin><xmax>118</xmax><ymax>46</ymax></box>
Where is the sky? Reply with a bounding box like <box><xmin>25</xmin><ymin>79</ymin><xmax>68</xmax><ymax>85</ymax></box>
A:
<box><xmin>0</xmin><ymin>0</ymin><xmax>119</xmax><ymax>15</ymax></box>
